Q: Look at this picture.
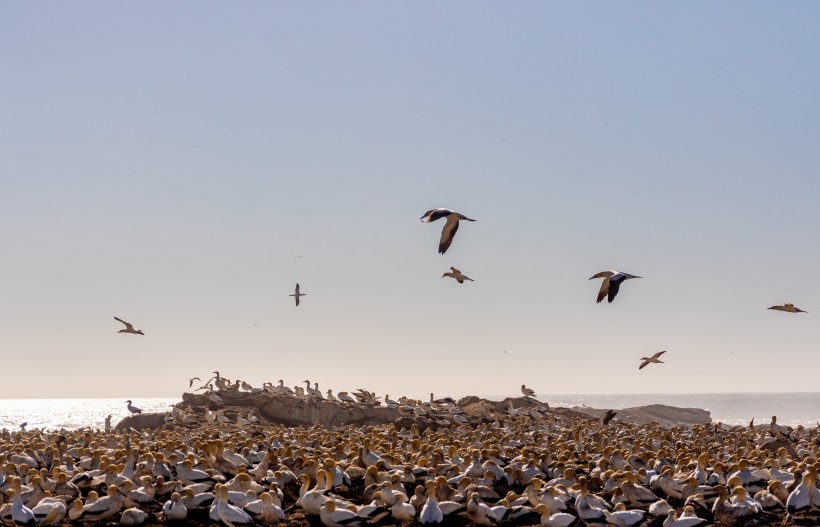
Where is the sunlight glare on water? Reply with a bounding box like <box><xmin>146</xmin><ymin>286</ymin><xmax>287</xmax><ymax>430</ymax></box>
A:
<box><xmin>0</xmin><ymin>398</ymin><xmax>179</xmax><ymax>431</ymax></box>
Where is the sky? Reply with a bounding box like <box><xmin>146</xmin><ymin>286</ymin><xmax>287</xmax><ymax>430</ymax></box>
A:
<box><xmin>1</xmin><ymin>3</ymin><xmax>819</xmax><ymax>399</ymax></box>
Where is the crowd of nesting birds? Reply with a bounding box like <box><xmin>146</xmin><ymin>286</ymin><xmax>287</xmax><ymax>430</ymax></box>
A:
<box><xmin>4</xmin><ymin>374</ymin><xmax>820</xmax><ymax>527</ymax></box>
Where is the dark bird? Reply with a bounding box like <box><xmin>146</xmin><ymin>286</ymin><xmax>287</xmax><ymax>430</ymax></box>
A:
<box><xmin>125</xmin><ymin>400</ymin><xmax>142</xmax><ymax>414</ymax></box>
<box><xmin>290</xmin><ymin>283</ymin><xmax>305</xmax><ymax>306</ymax></box>
<box><xmin>188</xmin><ymin>377</ymin><xmax>201</xmax><ymax>388</ymax></box>
<box><xmin>589</xmin><ymin>270</ymin><xmax>641</xmax><ymax>303</ymax></box>
<box><xmin>639</xmin><ymin>350</ymin><xmax>666</xmax><ymax>370</ymax></box>
<box><xmin>19</xmin><ymin>422</ymin><xmax>27</xmax><ymax>431</ymax></box>
<box><xmin>768</xmin><ymin>303</ymin><xmax>808</xmax><ymax>313</ymax></box>
<box><xmin>442</xmin><ymin>267</ymin><xmax>474</xmax><ymax>284</ymax></box>
<box><xmin>601</xmin><ymin>410</ymin><xmax>618</xmax><ymax>426</ymax></box>
<box><xmin>420</xmin><ymin>208</ymin><xmax>476</xmax><ymax>254</ymax></box>
<box><xmin>114</xmin><ymin>316</ymin><xmax>144</xmax><ymax>335</ymax></box>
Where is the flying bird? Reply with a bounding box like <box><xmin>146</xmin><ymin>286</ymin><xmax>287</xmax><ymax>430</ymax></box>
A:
<box><xmin>125</xmin><ymin>400</ymin><xmax>142</xmax><ymax>414</ymax></box>
<box><xmin>639</xmin><ymin>351</ymin><xmax>666</xmax><ymax>370</ymax></box>
<box><xmin>589</xmin><ymin>270</ymin><xmax>641</xmax><ymax>303</ymax></box>
<box><xmin>420</xmin><ymin>208</ymin><xmax>476</xmax><ymax>254</ymax></box>
<box><xmin>289</xmin><ymin>283</ymin><xmax>305</xmax><ymax>306</ymax></box>
<box><xmin>188</xmin><ymin>377</ymin><xmax>201</xmax><ymax>388</ymax></box>
<box><xmin>601</xmin><ymin>410</ymin><xmax>618</xmax><ymax>426</ymax></box>
<box><xmin>114</xmin><ymin>317</ymin><xmax>144</xmax><ymax>335</ymax></box>
<box><xmin>768</xmin><ymin>303</ymin><xmax>808</xmax><ymax>313</ymax></box>
<box><xmin>442</xmin><ymin>267</ymin><xmax>474</xmax><ymax>284</ymax></box>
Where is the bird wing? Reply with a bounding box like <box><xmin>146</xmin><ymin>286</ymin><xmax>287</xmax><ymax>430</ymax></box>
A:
<box><xmin>114</xmin><ymin>317</ymin><xmax>134</xmax><ymax>330</ymax></box>
<box><xmin>456</xmin><ymin>277</ymin><xmax>464</xmax><ymax>284</ymax></box>
<box><xmin>639</xmin><ymin>360</ymin><xmax>649</xmax><ymax>370</ymax></box>
<box><xmin>596</xmin><ymin>278</ymin><xmax>610</xmax><ymax>303</ymax></box>
<box><xmin>439</xmin><ymin>217</ymin><xmax>459</xmax><ymax>254</ymax></box>
<box><xmin>607</xmin><ymin>279</ymin><xmax>622</xmax><ymax>303</ymax></box>
<box><xmin>654</xmin><ymin>351</ymin><xmax>667</xmax><ymax>359</ymax></box>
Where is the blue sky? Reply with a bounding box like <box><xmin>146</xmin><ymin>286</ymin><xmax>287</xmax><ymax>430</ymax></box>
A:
<box><xmin>1</xmin><ymin>3</ymin><xmax>819</xmax><ymax>399</ymax></box>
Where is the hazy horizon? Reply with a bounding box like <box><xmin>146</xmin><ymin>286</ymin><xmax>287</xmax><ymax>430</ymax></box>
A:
<box><xmin>3</xmin><ymin>3</ymin><xmax>819</xmax><ymax>399</ymax></box>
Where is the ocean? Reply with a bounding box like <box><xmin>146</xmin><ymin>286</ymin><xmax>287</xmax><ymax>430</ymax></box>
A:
<box><xmin>0</xmin><ymin>393</ymin><xmax>817</xmax><ymax>431</ymax></box>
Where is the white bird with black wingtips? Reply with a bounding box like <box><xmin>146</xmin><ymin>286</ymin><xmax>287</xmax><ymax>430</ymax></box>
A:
<box><xmin>420</xmin><ymin>208</ymin><xmax>476</xmax><ymax>255</ymax></box>
<box><xmin>290</xmin><ymin>284</ymin><xmax>306</xmax><ymax>306</ymax></box>
<box><xmin>114</xmin><ymin>317</ymin><xmax>144</xmax><ymax>335</ymax></box>
<box><xmin>589</xmin><ymin>270</ymin><xmax>641</xmax><ymax>303</ymax></box>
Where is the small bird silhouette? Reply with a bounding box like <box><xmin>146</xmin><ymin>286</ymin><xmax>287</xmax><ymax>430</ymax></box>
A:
<box><xmin>290</xmin><ymin>283</ymin><xmax>306</xmax><ymax>306</ymax></box>
<box><xmin>768</xmin><ymin>303</ymin><xmax>808</xmax><ymax>313</ymax></box>
<box><xmin>639</xmin><ymin>350</ymin><xmax>666</xmax><ymax>370</ymax></box>
<box><xmin>114</xmin><ymin>317</ymin><xmax>144</xmax><ymax>335</ymax></box>
<box><xmin>442</xmin><ymin>267</ymin><xmax>474</xmax><ymax>284</ymax></box>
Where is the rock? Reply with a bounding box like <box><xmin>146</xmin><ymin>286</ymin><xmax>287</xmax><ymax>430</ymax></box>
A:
<box><xmin>575</xmin><ymin>404</ymin><xmax>711</xmax><ymax>427</ymax></box>
<box><xmin>126</xmin><ymin>391</ymin><xmax>715</xmax><ymax>432</ymax></box>
<box><xmin>180</xmin><ymin>391</ymin><xmax>401</xmax><ymax>428</ymax></box>
<box><xmin>115</xmin><ymin>413</ymin><xmax>168</xmax><ymax>431</ymax></box>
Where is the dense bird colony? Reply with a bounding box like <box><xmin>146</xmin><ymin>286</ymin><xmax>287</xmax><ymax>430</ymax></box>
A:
<box><xmin>2</xmin><ymin>378</ymin><xmax>820</xmax><ymax>527</ymax></box>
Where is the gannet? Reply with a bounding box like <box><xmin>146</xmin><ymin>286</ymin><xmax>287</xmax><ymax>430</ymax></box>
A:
<box><xmin>319</xmin><ymin>499</ymin><xmax>362</xmax><ymax>527</ymax></box>
<box><xmin>114</xmin><ymin>317</ymin><xmax>144</xmax><ymax>335</ymax></box>
<box><xmin>244</xmin><ymin>492</ymin><xmax>284</xmax><ymax>525</ymax></box>
<box><xmin>420</xmin><ymin>208</ymin><xmax>476</xmax><ymax>255</ymax></box>
<box><xmin>533</xmin><ymin>504</ymin><xmax>575</xmax><ymax>527</ymax></box>
<box><xmin>769</xmin><ymin>416</ymin><xmax>797</xmax><ymax>442</ymax></box>
<box><xmin>275</xmin><ymin>380</ymin><xmax>294</xmax><ymax>394</ymax></box>
<box><xmin>290</xmin><ymin>283</ymin><xmax>305</xmax><ymax>306</ymax></box>
<box><xmin>419</xmin><ymin>483</ymin><xmax>444</xmax><ymax>524</ymax></box>
<box><xmin>589</xmin><ymin>270</ymin><xmax>641</xmax><ymax>303</ymax></box>
<box><xmin>604</xmin><ymin>502</ymin><xmax>644</xmax><ymax>527</ymax></box>
<box><xmin>521</xmin><ymin>384</ymin><xmax>536</xmax><ymax>398</ymax></box>
<box><xmin>337</xmin><ymin>392</ymin><xmax>356</xmax><ymax>404</ymax></box>
<box><xmin>162</xmin><ymin>492</ymin><xmax>187</xmax><ymax>521</ymax></box>
<box><xmin>125</xmin><ymin>400</ymin><xmax>143</xmax><ymax>414</ymax></box>
<box><xmin>32</xmin><ymin>497</ymin><xmax>67</xmax><ymax>525</ymax></box>
<box><xmin>663</xmin><ymin>509</ymin><xmax>707</xmax><ymax>527</ymax></box>
<box><xmin>211</xmin><ymin>485</ymin><xmax>252</xmax><ymax>526</ymax></box>
<box><xmin>442</xmin><ymin>267</ymin><xmax>474</xmax><ymax>284</ymax></box>
<box><xmin>10</xmin><ymin>478</ymin><xmax>36</xmax><ymax>527</ymax></box>
<box><xmin>119</xmin><ymin>507</ymin><xmax>146</xmax><ymax>526</ymax></box>
<box><xmin>639</xmin><ymin>351</ymin><xmax>666</xmax><ymax>370</ymax></box>
<box><xmin>768</xmin><ymin>303</ymin><xmax>808</xmax><ymax>313</ymax></box>
<box><xmin>786</xmin><ymin>472</ymin><xmax>815</xmax><ymax>513</ymax></box>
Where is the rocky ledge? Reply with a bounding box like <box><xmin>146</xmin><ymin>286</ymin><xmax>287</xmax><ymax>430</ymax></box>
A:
<box><xmin>115</xmin><ymin>391</ymin><xmax>711</xmax><ymax>431</ymax></box>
